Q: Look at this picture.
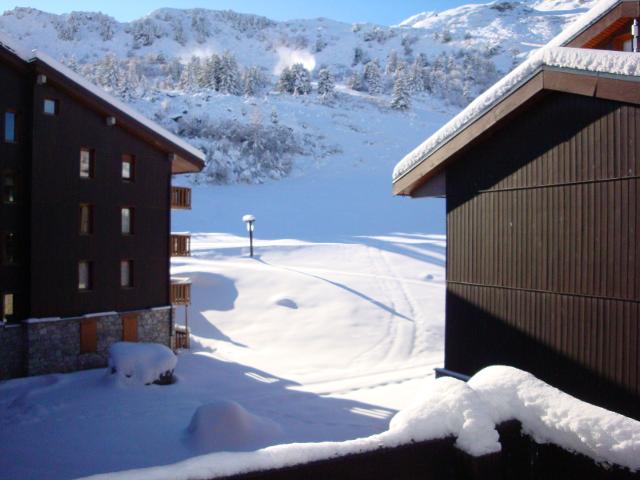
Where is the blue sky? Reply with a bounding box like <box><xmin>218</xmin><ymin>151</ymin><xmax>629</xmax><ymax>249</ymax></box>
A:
<box><xmin>0</xmin><ymin>1</ymin><xmax>484</xmax><ymax>25</ymax></box>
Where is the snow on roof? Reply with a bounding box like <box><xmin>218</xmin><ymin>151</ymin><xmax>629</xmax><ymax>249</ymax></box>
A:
<box><xmin>82</xmin><ymin>366</ymin><xmax>640</xmax><ymax>480</ymax></box>
<box><xmin>392</xmin><ymin>0</ymin><xmax>638</xmax><ymax>183</ymax></box>
<box><xmin>0</xmin><ymin>32</ymin><xmax>205</xmax><ymax>163</ymax></box>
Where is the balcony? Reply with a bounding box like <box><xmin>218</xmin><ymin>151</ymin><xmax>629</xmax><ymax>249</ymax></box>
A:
<box><xmin>170</xmin><ymin>233</ymin><xmax>191</xmax><ymax>257</ymax></box>
<box><xmin>170</xmin><ymin>277</ymin><xmax>191</xmax><ymax>305</ymax></box>
<box><xmin>171</xmin><ymin>186</ymin><xmax>192</xmax><ymax>210</ymax></box>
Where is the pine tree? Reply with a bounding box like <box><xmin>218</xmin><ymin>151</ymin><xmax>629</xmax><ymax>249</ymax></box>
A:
<box><xmin>277</xmin><ymin>66</ymin><xmax>294</xmax><ymax>94</ymax></box>
<box><xmin>179</xmin><ymin>56</ymin><xmax>201</xmax><ymax>92</ymax></box>
<box><xmin>386</xmin><ymin>50</ymin><xmax>399</xmax><ymax>76</ymax></box>
<box><xmin>317</xmin><ymin>68</ymin><xmax>335</xmax><ymax>99</ymax></box>
<box><xmin>290</xmin><ymin>63</ymin><xmax>312</xmax><ymax>95</ymax></box>
<box><xmin>390</xmin><ymin>71</ymin><xmax>411</xmax><ymax>111</ymax></box>
<box><xmin>363</xmin><ymin>61</ymin><xmax>382</xmax><ymax>95</ymax></box>
<box><xmin>217</xmin><ymin>52</ymin><xmax>241</xmax><ymax>95</ymax></box>
<box><xmin>348</xmin><ymin>71</ymin><xmax>364</xmax><ymax>91</ymax></box>
<box><xmin>270</xmin><ymin>108</ymin><xmax>279</xmax><ymax>124</ymax></box>
<box><xmin>243</xmin><ymin>66</ymin><xmax>265</xmax><ymax>96</ymax></box>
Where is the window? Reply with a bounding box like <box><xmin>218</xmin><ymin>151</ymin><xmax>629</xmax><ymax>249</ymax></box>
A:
<box><xmin>121</xmin><ymin>207</ymin><xmax>133</xmax><ymax>235</ymax></box>
<box><xmin>78</xmin><ymin>261</ymin><xmax>92</xmax><ymax>291</ymax></box>
<box><xmin>3</xmin><ymin>173</ymin><xmax>16</xmax><ymax>204</ymax></box>
<box><xmin>120</xmin><ymin>260</ymin><xmax>133</xmax><ymax>288</ymax></box>
<box><xmin>79</xmin><ymin>204</ymin><xmax>93</xmax><ymax>235</ymax></box>
<box><xmin>43</xmin><ymin>99</ymin><xmax>59</xmax><ymax>115</ymax></box>
<box><xmin>79</xmin><ymin>148</ymin><xmax>94</xmax><ymax>179</ymax></box>
<box><xmin>3</xmin><ymin>232</ymin><xmax>17</xmax><ymax>265</ymax></box>
<box><xmin>4</xmin><ymin>111</ymin><xmax>15</xmax><ymax>143</ymax></box>
<box><xmin>122</xmin><ymin>154</ymin><xmax>135</xmax><ymax>181</ymax></box>
<box><xmin>3</xmin><ymin>293</ymin><xmax>13</xmax><ymax>320</ymax></box>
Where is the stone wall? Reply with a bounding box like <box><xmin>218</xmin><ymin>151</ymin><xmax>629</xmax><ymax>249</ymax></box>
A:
<box><xmin>0</xmin><ymin>324</ymin><xmax>26</xmax><ymax>379</ymax></box>
<box><xmin>2</xmin><ymin>306</ymin><xmax>173</xmax><ymax>378</ymax></box>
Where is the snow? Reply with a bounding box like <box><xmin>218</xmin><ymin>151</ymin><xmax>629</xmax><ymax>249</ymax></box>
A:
<box><xmin>388</xmin><ymin>376</ymin><xmax>500</xmax><ymax>456</ymax></box>
<box><xmin>242</xmin><ymin>214</ymin><xmax>256</xmax><ymax>223</ymax></box>
<box><xmin>108</xmin><ymin>342</ymin><xmax>177</xmax><ymax>385</ymax></box>
<box><xmin>469</xmin><ymin>366</ymin><xmax>640</xmax><ymax>472</ymax></box>
<box><xmin>186</xmin><ymin>401</ymin><xmax>283</xmax><ymax>453</ymax></box>
<box><xmin>393</xmin><ymin>0</ymin><xmax>637</xmax><ymax>182</ymax></box>
<box><xmin>393</xmin><ymin>45</ymin><xmax>640</xmax><ymax>181</ymax></box>
<box><xmin>81</xmin><ymin>366</ymin><xmax>640</xmax><ymax>480</ymax></box>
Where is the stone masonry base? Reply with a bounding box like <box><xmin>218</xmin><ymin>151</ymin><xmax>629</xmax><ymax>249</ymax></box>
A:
<box><xmin>0</xmin><ymin>306</ymin><xmax>172</xmax><ymax>379</ymax></box>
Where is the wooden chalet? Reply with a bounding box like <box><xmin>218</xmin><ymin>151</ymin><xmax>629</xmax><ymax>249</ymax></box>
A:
<box><xmin>393</xmin><ymin>0</ymin><xmax>640</xmax><ymax>419</ymax></box>
<box><xmin>0</xmin><ymin>34</ymin><xmax>204</xmax><ymax>378</ymax></box>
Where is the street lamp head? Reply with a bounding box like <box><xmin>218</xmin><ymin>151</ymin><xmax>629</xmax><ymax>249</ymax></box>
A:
<box><xmin>242</xmin><ymin>214</ymin><xmax>255</xmax><ymax>232</ymax></box>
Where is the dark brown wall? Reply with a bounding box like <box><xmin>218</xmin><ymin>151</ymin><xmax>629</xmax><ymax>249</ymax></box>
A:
<box><xmin>29</xmin><ymin>78</ymin><xmax>171</xmax><ymax>318</ymax></box>
<box><xmin>445</xmin><ymin>92</ymin><xmax>639</xmax><ymax>418</ymax></box>
<box><xmin>0</xmin><ymin>50</ymin><xmax>31</xmax><ymax>322</ymax></box>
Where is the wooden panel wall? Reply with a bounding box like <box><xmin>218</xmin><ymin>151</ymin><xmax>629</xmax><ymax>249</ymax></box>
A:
<box><xmin>445</xmin><ymin>92</ymin><xmax>640</xmax><ymax>418</ymax></box>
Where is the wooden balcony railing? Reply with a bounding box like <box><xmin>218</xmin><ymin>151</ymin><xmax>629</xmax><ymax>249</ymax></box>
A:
<box><xmin>170</xmin><ymin>233</ymin><xmax>191</xmax><ymax>257</ymax></box>
<box><xmin>171</xmin><ymin>186</ymin><xmax>192</xmax><ymax>210</ymax></box>
<box><xmin>170</xmin><ymin>278</ymin><xmax>191</xmax><ymax>305</ymax></box>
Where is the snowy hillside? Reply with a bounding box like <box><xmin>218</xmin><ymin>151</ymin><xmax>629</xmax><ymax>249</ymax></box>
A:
<box><xmin>0</xmin><ymin>1</ymin><xmax>595</xmax><ymax>192</ymax></box>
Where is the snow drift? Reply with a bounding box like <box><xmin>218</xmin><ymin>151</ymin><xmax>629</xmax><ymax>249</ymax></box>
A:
<box><xmin>186</xmin><ymin>400</ymin><xmax>283</xmax><ymax>453</ymax></box>
<box><xmin>85</xmin><ymin>366</ymin><xmax>640</xmax><ymax>480</ymax></box>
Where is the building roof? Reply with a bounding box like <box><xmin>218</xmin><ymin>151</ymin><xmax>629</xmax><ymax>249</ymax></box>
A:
<box><xmin>392</xmin><ymin>0</ymin><xmax>640</xmax><ymax>195</ymax></box>
<box><xmin>0</xmin><ymin>32</ymin><xmax>205</xmax><ymax>173</ymax></box>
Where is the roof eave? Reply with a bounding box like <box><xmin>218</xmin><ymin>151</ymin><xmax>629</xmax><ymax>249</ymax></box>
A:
<box><xmin>393</xmin><ymin>67</ymin><xmax>640</xmax><ymax>197</ymax></box>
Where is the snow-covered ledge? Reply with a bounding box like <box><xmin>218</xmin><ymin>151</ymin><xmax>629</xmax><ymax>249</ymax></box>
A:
<box><xmin>82</xmin><ymin>366</ymin><xmax>640</xmax><ymax>480</ymax></box>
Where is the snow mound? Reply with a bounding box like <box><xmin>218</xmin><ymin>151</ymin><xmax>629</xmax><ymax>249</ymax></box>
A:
<box><xmin>186</xmin><ymin>400</ymin><xmax>282</xmax><ymax>452</ymax></box>
<box><xmin>273</xmin><ymin>297</ymin><xmax>298</xmax><ymax>309</ymax></box>
<box><xmin>108</xmin><ymin>342</ymin><xmax>177</xmax><ymax>385</ymax></box>
<box><xmin>389</xmin><ymin>376</ymin><xmax>500</xmax><ymax>456</ymax></box>
<box><xmin>469</xmin><ymin>366</ymin><xmax>640</xmax><ymax>471</ymax></box>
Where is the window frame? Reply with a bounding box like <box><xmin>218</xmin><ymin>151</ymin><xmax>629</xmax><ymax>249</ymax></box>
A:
<box><xmin>121</xmin><ymin>207</ymin><xmax>134</xmax><ymax>235</ymax></box>
<box><xmin>79</xmin><ymin>147</ymin><xmax>95</xmax><ymax>179</ymax></box>
<box><xmin>121</xmin><ymin>154</ymin><xmax>135</xmax><ymax>182</ymax></box>
<box><xmin>43</xmin><ymin>98</ymin><xmax>59</xmax><ymax>116</ymax></box>
<box><xmin>4</xmin><ymin>110</ymin><xmax>16</xmax><ymax>143</ymax></box>
<box><xmin>120</xmin><ymin>259</ymin><xmax>134</xmax><ymax>288</ymax></box>
<box><xmin>78</xmin><ymin>260</ymin><xmax>93</xmax><ymax>291</ymax></box>
<box><xmin>2</xmin><ymin>292</ymin><xmax>14</xmax><ymax>321</ymax></box>
<box><xmin>79</xmin><ymin>204</ymin><xmax>94</xmax><ymax>235</ymax></box>
<box><xmin>2</xmin><ymin>171</ymin><xmax>17</xmax><ymax>205</ymax></box>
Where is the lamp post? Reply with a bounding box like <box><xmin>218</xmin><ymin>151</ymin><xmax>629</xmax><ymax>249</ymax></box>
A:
<box><xmin>242</xmin><ymin>214</ymin><xmax>256</xmax><ymax>257</ymax></box>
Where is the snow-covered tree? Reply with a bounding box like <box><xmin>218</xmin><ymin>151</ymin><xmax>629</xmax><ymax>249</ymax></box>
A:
<box><xmin>191</xmin><ymin>10</ymin><xmax>211</xmax><ymax>44</ymax></box>
<box><xmin>386</xmin><ymin>50</ymin><xmax>399</xmax><ymax>76</ymax></box>
<box><xmin>316</xmin><ymin>68</ymin><xmax>335</xmax><ymax>99</ymax></box>
<box><xmin>95</xmin><ymin>53</ymin><xmax>121</xmax><ymax>91</ymax></box>
<box><xmin>352</xmin><ymin>46</ymin><xmax>368</xmax><ymax>66</ymax></box>
<box><xmin>129</xmin><ymin>18</ymin><xmax>163</xmax><ymax>48</ymax></box>
<box><xmin>270</xmin><ymin>108</ymin><xmax>279</xmax><ymax>125</ymax></box>
<box><xmin>363</xmin><ymin>61</ymin><xmax>382</xmax><ymax>94</ymax></box>
<box><xmin>242</xmin><ymin>66</ymin><xmax>267</xmax><ymax>96</ymax></box>
<box><xmin>217</xmin><ymin>52</ymin><xmax>242</xmax><ymax>95</ymax></box>
<box><xmin>390</xmin><ymin>71</ymin><xmax>411</xmax><ymax>111</ymax></box>
<box><xmin>179</xmin><ymin>56</ymin><xmax>202</xmax><ymax>92</ymax></box>
<box><xmin>348</xmin><ymin>71</ymin><xmax>365</xmax><ymax>92</ymax></box>
<box><xmin>277</xmin><ymin>66</ymin><xmax>294</xmax><ymax>94</ymax></box>
<box><xmin>290</xmin><ymin>63</ymin><xmax>312</xmax><ymax>95</ymax></box>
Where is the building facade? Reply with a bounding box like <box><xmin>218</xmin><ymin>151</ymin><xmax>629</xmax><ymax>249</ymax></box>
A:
<box><xmin>393</xmin><ymin>0</ymin><xmax>640</xmax><ymax>419</ymax></box>
<box><xmin>0</xmin><ymin>37</ymin><xmax>204</xmax><ymax>378</ymax></box>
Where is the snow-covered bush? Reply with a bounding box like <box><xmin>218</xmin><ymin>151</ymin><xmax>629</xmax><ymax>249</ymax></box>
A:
<box><xmin>177</xmin><ymin>115</ymin><xmax>302</xmax><ymax>184</ymax></box>
<box><xmin>108</xmin><ymin>342</ymin><xmax>177</xmax><ymax>385</ymax></box>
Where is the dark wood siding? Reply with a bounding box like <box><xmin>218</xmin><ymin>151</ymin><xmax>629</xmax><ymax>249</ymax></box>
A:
<box><xmin>445</xmin><ymin>93</ymin><xmax>640</xmax><ymax>418</ymax></box>
<box><xmin>29</xmin><ymin>78</ymin><xmax>171</xmax><ymax>318</ymax></box>
<box><xmin>0</xmin><ymin>50</ymin><xmax>31</xmax><ymax>322</ymax></box>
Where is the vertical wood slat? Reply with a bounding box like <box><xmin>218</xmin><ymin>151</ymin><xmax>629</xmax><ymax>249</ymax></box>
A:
<box><xmin>444</xmin><ymin>94</ymin><xmax>640</xmax><ymax>417</ymax></box>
